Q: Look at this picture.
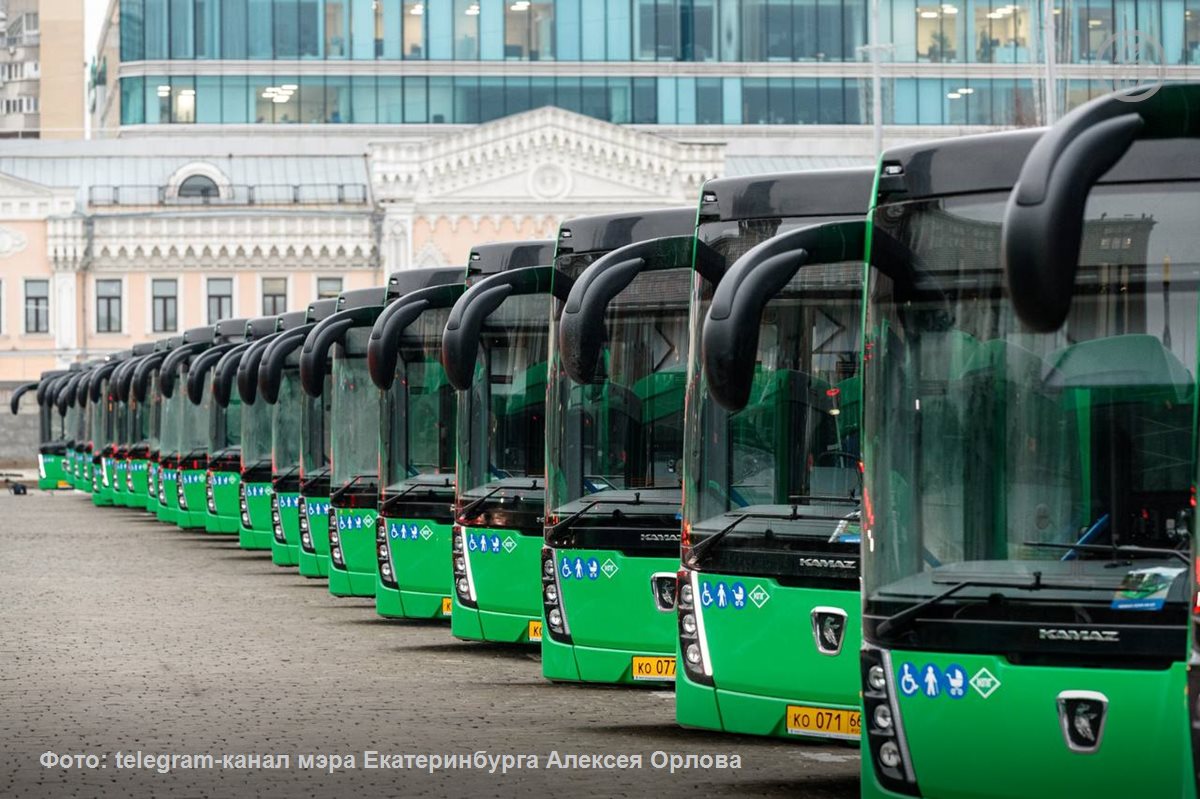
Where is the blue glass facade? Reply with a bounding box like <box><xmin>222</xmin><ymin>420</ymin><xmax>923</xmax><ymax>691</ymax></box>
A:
<box><xmin>112</xmin><ymin>0</ymin><xmax>1200</xmax><ymax>127</ymax></box>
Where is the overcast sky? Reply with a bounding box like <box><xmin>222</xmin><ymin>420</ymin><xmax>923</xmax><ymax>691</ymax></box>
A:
<box><xmin>85</xmin><ymin>0</ymin><xmax>108</xmax><ymax>62</ymax></box>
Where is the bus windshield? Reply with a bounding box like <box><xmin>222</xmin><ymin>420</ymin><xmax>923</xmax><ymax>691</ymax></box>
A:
<box><xmin>457</xmin><ymin>292</ymin><xmax>548</xmax><ymax>528</ymax></box>
<box><xmin>546</xmin><ymin>256</ymin><xmax>692</xmax><ymax>548</ymax></box>
<box><xmin>300</xmin><ymin>370</ymin><xmax>331</xmax><ymax>481</ymax></box>
<box><xmin>684</xmin><ymin>216</ymin><xmax>863</xmax><ymax>581</ymax></box>
<box><xmin>863</xmin><ymin>184</ymin><xmax>1199</xmax><ymax>648</ymax></box>
<box><xmin>331</xmin><ymin>327</ymin><xmax>379</xmax><ymax>490</ymax></box>
<box><xmin>181</xmin><ymin>374</ymin><xmax>209</xmax><ymax>456</ymax></box>
<box><xmin>240</xmin><ymin>393</ymin><xmax>272</xmax><ymax>469</ymax></box>
<box><xmin>147</xmin><ymin>374</ymin><xmax>162</xmax><ymax>451</ymax></box>
<box><xmin>161</xmin><ymin>387</ymin><xmax>183</xmax><ymax>456</ymax></box>
<box><xmin>272</xmin><ymin>369</ymin><xmax>302</xmax><ymax>477</ymax></box>
<box><xmin>209</xmin><ymin>390</ymin><xmax>241</xmax><ymax>454</ymax></box>
<box><xmin>90</xmin><ymin>386</ymin><xmax>109</xmax><ymax>451</ymax></box>
<box><xmin>382</xmin><ymin>305</ymin><xmax>455</xmax><ymax>506</ymax></box>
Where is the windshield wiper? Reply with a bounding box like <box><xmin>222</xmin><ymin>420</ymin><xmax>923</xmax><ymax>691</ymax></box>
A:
<box><xmin>1020</xmin><ymin>540</ymin><xmax>1190</xmax><ymax>566</ymax></box>
<box><xmin>545</xmin><ymin>494</ymin><xmax>679</xmax><ymax>542</ymax></box>
<box><xmin>381</xmin><ymin>477</ymin><xmax>454</xmax><ymax>514</ymax></box>
<box><xmin>458</xmin><ymin>485</ymin><xmax>505</xmax><ymax>519</ymax></box>
<box><xmin>331</xmin><ymin>472</ymin><xmax>378</xmax><ymax>502</ymax></box>
<box><xmin>875</xmin><ymin>572</ymin><xmax>1115</xmax><ymax>639</ymax></box>
<box><xmin>685</xmin><ymin>505</ymin><xmax>832</xmax><ymax>569</ymax></box>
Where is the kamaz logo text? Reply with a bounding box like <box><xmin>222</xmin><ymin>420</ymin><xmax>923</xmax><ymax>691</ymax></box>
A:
<box><xmin>798</xmin><ymin>558</ymin><xmax>857</xmax><ymax>570</ymax></box>
<box><xmin>1038</xmin><ymin>628</ymin><xmax>1120</xmax><ymax>643</ymax></box>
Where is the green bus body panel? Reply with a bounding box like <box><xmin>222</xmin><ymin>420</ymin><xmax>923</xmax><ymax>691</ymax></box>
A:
<box><xmin>543</xmin><ymin>550</ymin><xmax>677</xmax><ymax>684</ymax></box>
<box><xmin>37</xmin><ymin>453</ymin><xmax>69</xmax><ymax>490</ymax></box>
<box><xmin>127</xmin><ymin>460</ymin><xmax>149</xmax><ymax>508</ymax></box>
<box><xmin>454</xmin><ymin>525</ymin><xmax>541</xmax><ymax>644</ymax></box>
<box><xmin>176</xmin><ymin>469</ymin><xmax>207</xmax><ymax>529</ymax></box>
<box><xmin>328</xmin><ymin>506</ymin><xmax>378</xmax><ymax>597</ymax></box>
<box><xmin>862</xmin><ymin>653</ymin><xmax>1190</xmax><ymax>799</ymax></box>
<box><xmin>675</xmin><ymin>669</ymin><xmax>724</xmax><ymax>729</ymax></box>
<box><xmin>205</xmin><ymin>471</ymin><xmax>241</xmax><ymax>534</ymax></box>
<box><xmin>377</xmin><ymin>516</ymin><xmax>453</xmax><ymax>619</ymax></box>
<box><xmin>271</xmin><ymin>492</ymin><xmax>301</xmax><ymax>567</ymax></box>
<box><xmin>238</xmin><ymin>481</ymin><xmax>273</xmax><ymax>550</ymax></box>
<box><xmin>681</xmin><ymin>577</ymin><xmax>860</xmax><ymax>738</ymax></box>
<box><xmin>298</xmin><ymin>495</ymin><xmax>331</xmax><ymax>578</ymax></box>
<box><xmin>156</xmin><ymin>470</ymin><xmax>180</xmax><ymax>525</ymax></box>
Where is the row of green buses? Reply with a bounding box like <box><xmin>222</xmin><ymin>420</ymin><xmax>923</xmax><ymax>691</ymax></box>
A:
<box><xmin>14</xmin><ymin>83</ymin><xmax>1200</xmax><ymax>798</ymax></box>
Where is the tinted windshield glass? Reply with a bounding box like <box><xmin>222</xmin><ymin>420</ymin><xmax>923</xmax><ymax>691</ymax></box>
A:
<box><xmin>546</xmin><ymin>252</ymin><xmax>692</xmax><ymax>543</ymax></box>
<box><xmin>147</xmin><ymin>373</ymin><xmax>162</xmax><ymax>450</ymax></box>
<box><xmin>240</xmin><ymin>393</ymin><xmax>272</xmax><ymax>468</ymax></box>
<box><xmin>300</xmin><ymin>369</ymin><xmax>331</xmax><ymax>478</ymax></box>
<box><xmin>457</xmin><ymin>290</ymin><xmax>549</xmax><ymax>527</ymax></box>
<box><xmin>273</xmin><ymin>369</ymin><xmax>302</xmax><ymax>474</ymax></box>
<box><xmin>331</xmin><ymin>327</ymin><xmax>379</xmax><ymax>488</ymax></box>
<box><xmin>161</xmin><ymin>387</ymin><xmax>183</xmax><ymax>455</ymax></box>
<box><xmin>180</xmin><ymin>368</ymin><xmax>209</xmax><ymax>455</ymax></box>
<box><xmin>209</xmin><ymin>388</ymin><xmax>241</xmax><ymax>452</ymax></box>
<box><xmin>90</xmin><ymin>384</ymin><xmax>109</xmax><ymax>450</ymax></box>
<box><xmin>863</xmin><ymin>185</ymin><xmax>1198</xmax><ymax>643</ymax></box>
<box><xmin>383</xmin><ymin>305</ymin><xmax>456</xmax><ymax>494</ymax></box>
<box><xmin>684</xmin><ymin>217</ymin><xmax>863</xmax><ymax>580</ymax></box>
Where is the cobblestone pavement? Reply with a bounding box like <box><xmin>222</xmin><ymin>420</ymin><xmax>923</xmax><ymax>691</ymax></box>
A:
<box><xmin>0</xmin><ymin>490</ymin><xmax>860</xmax><ymax>798</ymax></box>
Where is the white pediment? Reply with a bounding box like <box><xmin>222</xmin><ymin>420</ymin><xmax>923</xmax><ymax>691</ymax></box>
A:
<box><xmin>372</xmin><ymin>107</ymin><xmax>724</xmax><ymax>209</ymax></box>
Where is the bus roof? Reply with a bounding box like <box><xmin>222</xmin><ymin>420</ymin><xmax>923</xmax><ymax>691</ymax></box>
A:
<box><xmin>387</xmin><ymin>266</ymin><xmax>462</xmax><ymax>300</ymax></box>
<box><xmin>467</xmin><ymin>240</ymin><xmax>555</xmax><ymax>278</ymax></box>
<box><xmin>557</xmin><ymin>208</ymin><xmax>694</xmax><ymax>255</ymax></box>
<box><xmin>214</xmin><ymin>317</ymin><xmax>249</xmax><ymax>343</ymax></box>
<box><xmin>304</xmin><ymin>298</ymin><xmax>338</xmax><ymax>323</ymax></box>
<box><xmin>182</xmin><ymin>325</ymin><xmax>216</xmax><ymax>345</ymax></box>
<box><xmin>335</xmin><ymin>286</ymin><xmax>388</xmax><ymax>310</ymax></box>
<box><xmin>699</xmin><ymin>168</ymin><xmax>874</xmax><ymax>222</ymax></box>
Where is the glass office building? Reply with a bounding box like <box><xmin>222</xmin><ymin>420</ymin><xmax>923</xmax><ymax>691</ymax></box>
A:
<box><xmin>106</xmin><ymin>0</ymin><xmax>1199</xmax><ymax>129</ymax></box>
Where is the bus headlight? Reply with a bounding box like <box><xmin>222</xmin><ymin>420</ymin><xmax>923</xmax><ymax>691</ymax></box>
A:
<box><xmin>239</xmin><ymin>485</ymin><xmax>250</xmax><ymax>527</ymax></box>
<box><xmin>451</xmin><ymin>526</ymin><xmax>477</xmax><ymax>607</ymax></box>
<box><xmin>676</xmin><ymin>569</ymin><xmax>712</xmax><ymax>685</ymax></box>
<box><xmin>540</xmin><ymin>546</ymin><xmax>570</xmax><ymax>642</ymax></box>
<box><xmin>862</xmin><ymin>646</ymin><xmax>919</xmax><ymax>795</ymax></box>
<box><xmin>376</xmin><ymin>516</ymin><xmax>396</xmax><ymax>588</ymax></box>
<box><xmin>271</xmin><ymin>494</ymin><xmax>286</xmax><ymax>543</ymax></box>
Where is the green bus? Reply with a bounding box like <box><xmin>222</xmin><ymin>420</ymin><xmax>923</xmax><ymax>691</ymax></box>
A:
<box><xmin>860</xmin><ymin>87</ymin><xmax>1196</xmax><ymax>798</ymax></box>
<box><xmin>233</xmin><ymin>318</ymin><xmax>289</xmax><ymax>551</ymax></box>
<box><xmin>86</xmin><ymin>349</ymin><xmax>134</xmax><ymax>507</ymax></box>
<box><xmin>62</xmin><ymin>364</ymin><xmax>96</xmax><ymax>493</ymax></box>
<box><xmin>258</xmin><ymin>310</ymin><xmax>311</xmax><ymax>567</ymax></box>
<box><xmin>199</xmin><ymin>317</ymin><xmax>276</xmax><ymax>535</ymax></box>
<box><xmin>260</xmin><ymin>298</ymin><xmax>339</xmax><ymax>578</ymax></box>
<box><xmin>677</xmin><ymin>168</ymin><xmax>872</xmax><ymax>736</ymax></box>
<box><xmin>208</xmin><ymin>331</ymin><xmax>254</xmax><ymax>533</ymax></box>
<box><xmin>133</xmin><ymin>336</ymin><xmax>177</xmax><ymax>516</ymax></box>
<box><xmin>442</xmin><ymin>240</ymin><xmax>558</xmax><ymax>644</ymax></box>
<box><xmin>542</xmin><ymin>207</ymin><xmax>697</xmax><ymax>684</ymax></box>
<box><xmin>107</xmin><ymin>345</ymin><xmax>155</xmax><ymax>507</ymax></box>
<box><xmin>300</xmin><ymin>286</ymin><xmax>389</xmax><ymax>594</ymax></box>
<box><xmin>300</xmin><ymin>280</ymin><xmax>432</xmax><ymax>597</ymax></box>
<box><xmin>368</xmin><ymin>267</ymin><xmax>465</xmax><ymax>619</ymax></box>
<box><xmin>158</xmin><ymin>325</ymin><xmax>220</xmax><ymax>529</ymax></box>
<box><xmin>9</xmin><ymin>369</ymin><xmax>71</xmax><ymax>490</ymax></box>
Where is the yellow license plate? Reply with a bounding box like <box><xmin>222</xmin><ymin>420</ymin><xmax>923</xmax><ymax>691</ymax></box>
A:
<box><xmin>786</xmin><ymin>705</ymin><xmax>860</xmax><ymax>739</ymax></box>
<box><xmin>631</xmin><ymin>656</ymin><xmax>676</xmax><ymax>681</ymax></box>
<box><xmin>527</xmin><ymin>620</ymin><xmax>542</xmax><ymax>641</ymax></box>
<box><xmin>441</xmin><ymin>597</ymin><xmax>452</xmax><ymax>616</ymax></box>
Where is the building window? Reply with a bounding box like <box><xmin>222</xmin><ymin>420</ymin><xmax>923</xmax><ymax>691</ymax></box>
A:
<box><xmin>207</xmin><ymin>277</ymin><xmax>233</xmax><ymax>323</ymax></box>
<box><xmin>262</xmin><ymin>277</ymin><xmax>288</xmax><ymax>314</ymax></box>
<box><xmin>317</xmin><ymin>277</ymin><xmax>343</xmax><ymax>299</ymax></box>
<box><xmin>24</xmin><ymin>279</ymin><xmax>48</xmax><ymax>333</ymax></box>
<box><xmin>152</xmin><ymin>279</ymin><xmax>178</xmax><ymax>332</ymax></box>
<box><xmin>96</xmin><ymin>279</ymin><xmax>123</xmax><ymax>333</ymax></box>
<box><xmin>178</xmin><ymin>174</ymin><xmax>220</xmax><ymax>199</ymax></box>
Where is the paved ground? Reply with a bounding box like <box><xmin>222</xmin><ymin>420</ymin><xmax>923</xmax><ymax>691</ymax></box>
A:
<box><xmin>0</xmin><ymin>490</ymin><xmax>860</xmax><ymax>798</ymax></box>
